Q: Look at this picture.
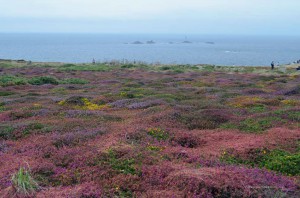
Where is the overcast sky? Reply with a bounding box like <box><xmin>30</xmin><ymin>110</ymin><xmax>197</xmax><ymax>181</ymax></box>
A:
<box><xmin>1</xmin><ymin>0</ymin><xmax>300</xmax><ymax>35</ymax></box>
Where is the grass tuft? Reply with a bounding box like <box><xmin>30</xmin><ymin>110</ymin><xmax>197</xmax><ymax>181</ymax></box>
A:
<box><xmin>12</xmin><ymin>166</ymin><xmax>40</xmax><ymax>196</ymax></box>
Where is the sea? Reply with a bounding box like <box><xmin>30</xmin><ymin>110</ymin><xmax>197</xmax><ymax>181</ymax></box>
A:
<box><xmin>0</xmin><ymin>33</ymin><xmax>300</xmax><ymax>66</ymax></box>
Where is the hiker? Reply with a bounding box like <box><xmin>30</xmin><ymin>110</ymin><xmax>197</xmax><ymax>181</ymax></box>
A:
<box><xmin>271</xmin><ymin>61</ymin><xmax>275</xmax><ymax>70</ymax></box>
<box><xmin>92</xmin><ymin>58</ymin><xmax>96</xmax><ymax>65</ymax></box>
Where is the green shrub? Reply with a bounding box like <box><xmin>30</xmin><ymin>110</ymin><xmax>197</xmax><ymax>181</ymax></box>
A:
<box><xmin>0</xmin><ymin>91</ymin><xmax>15</xmax><ymax>96</ymax></box>
<box><xmin>0</xmin><ymin>62</ymin><xmax>12</xmax><ymax>68</ymax></box>
<box><xmin>147</xmin><ymin>128</ymin><xmax>169</xmax><ymax>141</ymax></box>
<box><xmin>221</xmin><ymin>148</ymin><xmax>300</xmax><ymax>176</ymax></box>
<box><xmin>116</xmin><ymin>188</ymin><xmax>133</xmax><ymax>198</ymax></box>
<box><xmin>12</xmin><ymin>167</ymin><xmax>39</xmax><ymax>196</ymax></box>
<box><xmin>0</xmin><ymin>102</ymin><xmax>5</xmax><ymax>112</ymax></box>
<box><xmin>59</xmin><ymin>64</ymin><xmax>112</xmax><ymax>72</ymax></box>
<box><xmin>0</xmin><ymin>123</ymin><xmax>44</xmax><ymax>140</ymax></box>
<box><xmin>21</xmin><ymin>123</ymin><xmax>45</xmax><ymax>137</ymax></box>
<box><xmin>0</xmin><ymin>125</ymin><xmax>14</xmax><ymax>140</ymax></box>
<box><xmin>27</xmin><ymin>76</ymin><xmax>55</xmax><ymax>85</ymax></box>
<box><xmin>160</xmin><ymin>66</ymin><xmax>171</xmax><ymax>70</ymax></box>
<box><xmin>0</xmin><ymin>75</ymin><xmax>27</xmax><ymax>86</ymax></box>
<box><xmin>249</xmin><ymin>104</ymin><xmax>267</xmax><ymax>113</ymax></box>
<box><xmin>220</xmin><ymin>123</ymin><xmax>238</xmax><ymax>130</ymax></box>
<box><xmin>259</xmin><ymin>150</ymin><xmax>300</xmax><ymax>176</ymax></box>
<box><xmin>257</xmin><ymin>75</ymin><xmax>276</xmax><ymax>82</ymax></box>
<box><xmin>287</xmin><ymin>111</ymin><xmax>300</xmax><ymax>122</ymax></box>
<box><xmin>62</xmin><ymin>64</ymin><xmax>77</xmax><ymax>67</ymax></box>
<box><xmin>172</xmin><ymin>69</ymin><xmax>184</xmax><ymax>73</ymax></box>
<box><xmin>242</xmin><ymin>67</ymin><xmax>255</xmax><ymax>73</ymax></box>
<box><xmin>107</xmin><ymin>150</ymin><xmax>137</xmax><ymax>175</ymax></box>
<box><xmin>120</xmin><ymin>91</ymin><xmax>136</xmax><ymax>99</ymax></box>
<box><xmin>29</xmin><ymin>122</ymin><xmax>44</xmax><ymax>130</ymax></box>
<box><xmin>121</xmin><ymin>64</ymin><xmax>135</xmax><ymax>68</ymax></box>
<box><xmin>28</xmin><ymin>76</ymin><xmax>59</xmax><ymax>85</ymax></box>
<box><xmin>238</xmin><ymin>117</ymin><xmax>281</xmax><ymax>133</ymax></box>
<box><xmin>51</xmin><ymin>87</ymin><xmax>67</xmax><ymax>94</ymax></box>
<box><xmin>10</xmin><ymin>111</ymin><xmax>34</xmax><ymax>120</ymax></box>
<box><xmin>220</xmin><ymin>151</ymin><xmax>246</xmax><ymax>165</ymax></box>
<box><xmin>201</xmin><ymin>65</ymin><xmax>215</xmax><ymax>72</ymax></box>
<box><xmin>274</xmin><ymin>109</ymin><xmax>300</xmax><ymax>122</ymax></box>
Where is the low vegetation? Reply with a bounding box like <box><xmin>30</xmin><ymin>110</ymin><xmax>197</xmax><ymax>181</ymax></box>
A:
<box><xmin>0</xmin><ymin>60</ymin><xmax>299</xmax><ymax>197</ymax></box>
<box><xmin>1</xmin><ymin>74</ymin><xmax>89</xmax><ymax>86</ymax></box>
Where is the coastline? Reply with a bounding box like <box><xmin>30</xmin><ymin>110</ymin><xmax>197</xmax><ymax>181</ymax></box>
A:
<box><xmin>1</xmin><ymin>59</ymin><xmax>299</xmax><ymax>74</ymax></box>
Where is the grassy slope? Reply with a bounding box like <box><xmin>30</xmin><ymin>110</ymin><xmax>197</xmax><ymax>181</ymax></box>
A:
<box><xmin>0</xmin><ymin>60</ymin><xmax>299</xmax><ymax>197</ymax></box>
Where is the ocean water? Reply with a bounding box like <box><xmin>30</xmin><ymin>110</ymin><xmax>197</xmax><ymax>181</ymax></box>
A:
<box><xmin>0</xmin><ymin>33</ymin><xmax>300</xmax><ymax>66</ymax></box>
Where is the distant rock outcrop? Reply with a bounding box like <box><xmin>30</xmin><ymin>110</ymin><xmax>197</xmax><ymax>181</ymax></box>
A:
<box><xmin>132</xmin><ymin>41</ymin><xmax>143</xmax><ymax>44</ymax></box>
<box><xmin>146</xmin><ymin>40</ymin><xmax>155</xmax><ymax>44</ymax></box>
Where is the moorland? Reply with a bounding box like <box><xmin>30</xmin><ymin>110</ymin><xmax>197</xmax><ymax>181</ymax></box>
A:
<box><xmin>0</xmin><ymin>60</ymin><xmax>299</xmax><ymax>197</ymax></box>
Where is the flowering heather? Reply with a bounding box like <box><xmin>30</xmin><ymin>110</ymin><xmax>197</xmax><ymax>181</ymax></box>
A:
<box><xmin>0</xmin><ymin>60</ymin><xmax>299</xmax><ymax>197</ymax></box>
<box><xmin>0</xmin><ymin>141</ymin><xmax>9</xmax><ymax>154</ymax></box>
<box><xmin>178</xmin><ymin>109</ymin><xmax>232</xmax><ymax>130</ymax></box>
<box><xmin>128</xmin><ymin>99</ymin><xmax>165</xmax><ymax>109</ymax></box>
<box><xmin>165</xmin><ymin>166</ymin><xmax>299</xmax><ymax>197</ymax></box>
<box><xmin>171</xmin><ymin>133</ymin><xmax>205</xmax><ymax>148</ymax></box>
<box><xmin>243</xmin><ymin>88</ymin><xmax>267</xmax><ymax>95</ymax></box>
<box><xmin>284</xmin><ymin>86</ymin><xmax>300</xmax><ymax>96</ymax></box>
<box><xmin>108</xmin><ymin>98</ymin><xmax>138</xmax><ymax>108</ymax></box>
<box><xmin>64</xmin><ymin>109</ymin><xmax>106</xmax><ymax>118</ymax></box>
<box><xmin>52</xmin><ymin>128</ymin><xmax>106</xmax><ymax>148</ymax></box>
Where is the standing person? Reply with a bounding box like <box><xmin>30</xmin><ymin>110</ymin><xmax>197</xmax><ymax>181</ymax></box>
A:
<box><xmin>271</xmin><ymin>61</ymin><xmax>275</xmax><ymax>70</ymax></box>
